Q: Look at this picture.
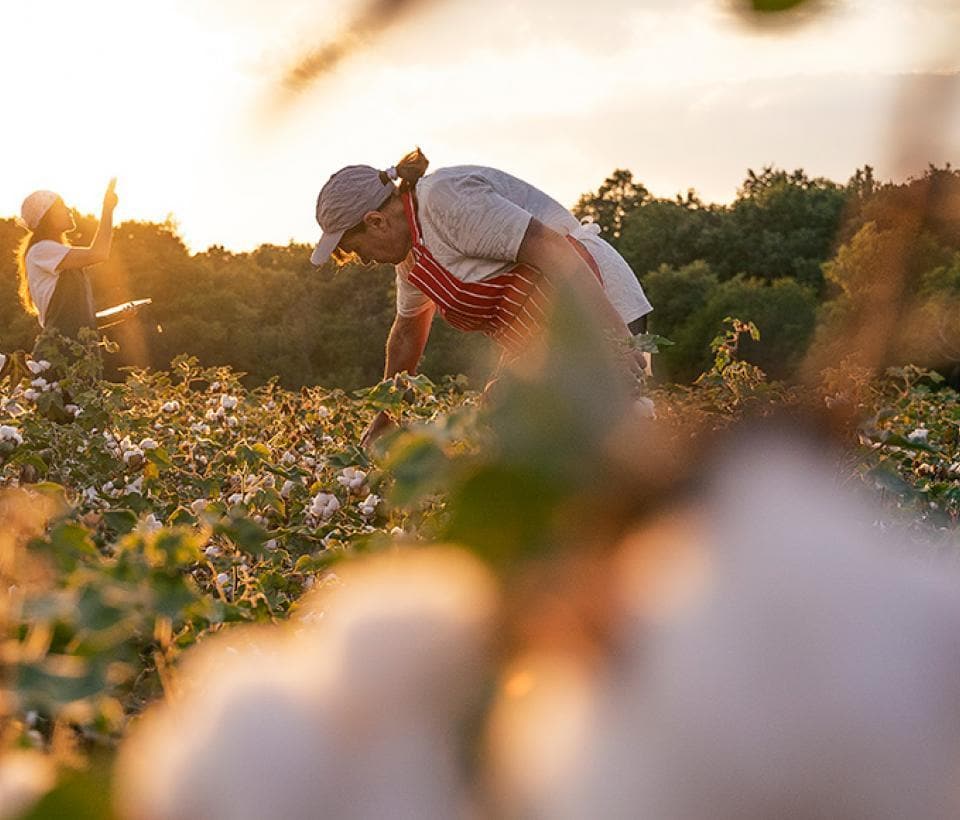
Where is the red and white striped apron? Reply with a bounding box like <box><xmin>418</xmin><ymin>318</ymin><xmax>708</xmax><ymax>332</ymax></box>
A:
<box><xmin>401</xmin><ymin>191</ymin><xmax>602</xmax><ymax>354</ymax></box>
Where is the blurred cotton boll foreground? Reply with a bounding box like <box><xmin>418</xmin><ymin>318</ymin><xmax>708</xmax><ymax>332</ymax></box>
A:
<box><xmin>490</xmin><ymin>433</ymin><xmax>960</xmax><ymax>820</ymax></box>
<box><xmin>115</xmin><ymin>548</ymin><xmax>499</xmax><ymax>820</ymax></box>
<box><xmin>0</xmin><ymin>751</ymin><xmax>55</xmax><ymax>820</ymax></box>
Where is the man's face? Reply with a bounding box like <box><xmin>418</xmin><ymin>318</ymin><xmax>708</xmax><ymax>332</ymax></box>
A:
<box><xmin>337</xmin><ymin>201</ymin><xmax>412</xmax><ymax>265</ymax></box>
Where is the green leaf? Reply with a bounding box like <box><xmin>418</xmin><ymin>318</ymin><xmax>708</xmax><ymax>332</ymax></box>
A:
<box><xmin>215</xmin><ymin>516</ymin><xmax>269</xmax><ymax>556</ymax></box>
<box><xmin>327</xmin><ymin>446</ymin><xmax>369</xmax><ymax>469</ymax></box>
<box><xmin>145</xmin><ymin>447</ymin><xmax>173</xmax><ymax>470</ymax></box>
<box><xmin>103</xmin><ymin>509</ymin><xmax>137</xmax><ymax>536</ymax></box>
<box><xmin>383</xmin><ymin>432</ymin><xmax>449</xmax><ymax>506</ymax></box>
<box><xmin>293</xmin><ymin>553</ymin><xmax>336</xmax><ymax>574</ymax></box>
<box><xmin>631</xmin><ymin>333</ymin><xmax>675</xmax><ymax>354</ymax></box>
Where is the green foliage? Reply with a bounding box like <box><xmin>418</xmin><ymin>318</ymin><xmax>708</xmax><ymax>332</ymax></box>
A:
<box><xmin>3</xmin><ymin>276</ymin><xmax>960</xmax><ymax>818</ymax></box>
<box><xmin>644</xmin><ymin>263</ymin><xmax>817</xmax><ymax>382</ymax></box>
<box><xmin>0</xmin><ymin>340</ymin><xmax>472</xmax><ymax>754</ymax></box>
<box><xmin>3</xmin><ymin>164</ymin><xmax>960</xmax><ymax>392</ymax></box>
<box><xmin>573</xmin><ymin>169</ymin><xmax>650</xmax><ymax>242</ymax></box>
<box><xmin>616</xmin><ymin>198</ymin><xmax>724</xmax><ymax>278</ymax></box>
<box><xmin>747</xmin><ymin>0</ymin><xmax>814</xmax><ymax>13</ymax></box>
<box><xmin>0</xmin><ymin>220</ymin><xmax>494</xmax><ymax>392</ymax></box>
<box><xmin>380</xmin><ymin>288</ymin><xmax>638</xmax><ymax>568</ymax></box>
<box><xmin>686</xmin><ymin>318</ymin><xmax>772</xmax><ymax>413</ymax></box>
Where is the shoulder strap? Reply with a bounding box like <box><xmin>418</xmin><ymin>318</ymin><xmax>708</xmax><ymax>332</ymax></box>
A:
<box><xmin>401</xmin><ymin>191</ymin><xmax>423</xmax><ymax>245</ymax></box>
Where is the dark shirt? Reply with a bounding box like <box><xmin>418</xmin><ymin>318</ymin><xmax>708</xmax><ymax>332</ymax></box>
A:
<box><xmin>45</xmin><ymin>267</ymin><xmax>96</xmax><ymax>338</ymax></box>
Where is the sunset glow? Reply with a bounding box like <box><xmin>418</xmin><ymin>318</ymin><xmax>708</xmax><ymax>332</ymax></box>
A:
<box><xmin>2</xmin><ymin>0</ymin><xmax>959</xmax><ymax>251</ymax></box>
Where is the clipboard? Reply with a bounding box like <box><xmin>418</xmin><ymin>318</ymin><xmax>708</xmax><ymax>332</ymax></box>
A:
<box><xmin>96</xmin><ymin>298</ymin><xmax>154</xmax><ymax>329</ymax></box>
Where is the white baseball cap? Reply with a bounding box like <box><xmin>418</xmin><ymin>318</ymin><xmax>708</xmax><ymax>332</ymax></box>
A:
<box><xmin>18</xmin><ymin>190</ymin><xmax>59</xmax><ymax>231</ymax></box>
<box><xmin>310</xmin><ymin>165</ymin><xmax>397</xmax><ymax>266</ymax></box>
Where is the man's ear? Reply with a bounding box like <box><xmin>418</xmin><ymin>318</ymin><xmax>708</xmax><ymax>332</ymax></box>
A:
<box><xmin>363</xmin><ymin>210</ymin><xmax>387</xmax><ymax>230</ymax></box>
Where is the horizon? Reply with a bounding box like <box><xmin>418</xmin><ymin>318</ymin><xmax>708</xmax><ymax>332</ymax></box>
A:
<box><xmin>0</xmin><ymin>157</ymin><xmax>947</xmax><ymax>256</ymax></box>
<box><xmin>2</xmin><ymin>0</ymin><xmax>958</xmax><ymax>253</ymax></box>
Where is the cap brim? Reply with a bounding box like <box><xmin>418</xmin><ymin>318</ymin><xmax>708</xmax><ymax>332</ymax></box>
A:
<box><xmin>310</xmin><ymin>229</ymin><xmax>345</xmax><ymax>266</ymax></box>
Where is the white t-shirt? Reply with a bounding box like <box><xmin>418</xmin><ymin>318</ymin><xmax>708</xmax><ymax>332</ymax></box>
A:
<box><xmin>25</xmin><ymin>240</ymin><xmax>71</xmax><ymax>327</ymax></box>
<box><xmin>395</xmin><ymin>166</ymin><xmax>653</xmax><ymax>326</ymax></box>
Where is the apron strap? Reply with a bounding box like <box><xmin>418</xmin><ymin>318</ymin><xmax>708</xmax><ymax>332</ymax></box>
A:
<box><xmin>401</xmin><ymin>190</ymin><xmax>423</xmax><ymax>245</ymax></box>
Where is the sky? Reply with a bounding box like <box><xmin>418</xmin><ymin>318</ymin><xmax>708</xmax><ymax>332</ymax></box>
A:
<box><xmin>1</xmin><ymin>0</ymin><xmax>958</xmax><ymax>253</ymax></box>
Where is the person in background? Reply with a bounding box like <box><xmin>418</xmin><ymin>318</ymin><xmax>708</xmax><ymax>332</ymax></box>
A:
<box><xmin>15</xmin><ymin>179</ymin><xmax>118</xmax><ymax>341</ymax></box>
<box><xmin>310</xmin><ymin>150</ymin><xmax>653</xmax><ymax>448</ymax></box>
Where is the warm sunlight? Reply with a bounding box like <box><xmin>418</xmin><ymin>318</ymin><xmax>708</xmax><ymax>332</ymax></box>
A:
<box><xmin>1</xmin><ymin>0</ymin><xmax>958</xmax><ymax>251</ymax></box>
<box><xmin>7</xmin><ymin>5</ymin><xmax>960</xmax><ymax>818</ymax></box>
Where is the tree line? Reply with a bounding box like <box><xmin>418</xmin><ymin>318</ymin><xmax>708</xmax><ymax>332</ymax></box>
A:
<box><xmin>3</xmin><ymin>163</ymin><xmax>959</xmax><ymax>389</ymax></box>
<box><xmin>575</xmin><ymin>164</ymin><xmax>960</xmax><ymax>382</ymax></box>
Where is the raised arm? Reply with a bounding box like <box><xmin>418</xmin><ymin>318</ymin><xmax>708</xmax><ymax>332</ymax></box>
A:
<box><xmin>58</xmin><ymin>179</ymin><xmax>118</xmax><ymax>271</ymax></box>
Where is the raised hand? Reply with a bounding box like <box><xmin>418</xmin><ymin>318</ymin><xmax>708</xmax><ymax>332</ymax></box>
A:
<box><xmin>103</xmin><ymin>177</ymin><xmax>119</xmax><ymax>213</ymax></box>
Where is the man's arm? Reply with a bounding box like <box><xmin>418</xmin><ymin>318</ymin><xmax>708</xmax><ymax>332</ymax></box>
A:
<box><xmin>517</xmin><ymin>218</ymin><xmax>646</xmax><ymax>380</ymax></box>
<box><xmin>384</xmin><ymin>305</ymin><xmax>435</xmax><ymax>378</ymax></box>
<box><xmin>361</xmin><ymin>305</ymin><xmax>436</xmax><ymax>450</ymax></box>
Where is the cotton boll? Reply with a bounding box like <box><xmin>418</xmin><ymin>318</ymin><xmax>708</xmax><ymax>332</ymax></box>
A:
<box><xmin>161</xmin><ymin>401</ymin><xmax>180</xmax><ymax>414</ymax></box>
<box><xmin>501</xmin><ymin>434</ymin><xmax>960</xmax><ymax>820</ymax></box>
<box><xmin>0</xmin><ymin>751</ymin><xmax>55</xmax><ymax>820</ymax></box>
<box><xmin>115</xmin><ymin>631</ymin><xmax>334</xmax><ymax>820</ymax></box>
<box><xmin>220</xmin><ymin>395</ymin><xmax>238</xmax><ymax>411</ymax></box>
<box><xmin>337</xmin><ymin>467</ymin><xmax>367</xmax><ymax>492</ymax></box>
<box><xmin>0</xmin><ymin>426</ymin><xmax>23</xmax><ymax>446</ymax></box>
<box><xmin>115</xmin><ymin>549</ymin><xmax>498</xmax><ymax>820</ymax></box>
<box><xmin>298</xmin><ymin>548</ymin><xmax>497</xmax><ymax>716</ymax></box>
<box><xmin>308</xmin><ymin>492</ymin><xmax>340</xmax><ymax>520</ymax></box>
<box><xmin>292</xmin><ymin>548</ymin><xmax>499</xmax><ymax>819</ymax></box>
<box><xmin>136</xmin><ymin>514</ymin><xmax>163</xmax><ymax>535</ymax></box>
<box><xmin>358</xmin><ymin>493</ymin><xmax>380</xmax><ymax>517</ymax></box>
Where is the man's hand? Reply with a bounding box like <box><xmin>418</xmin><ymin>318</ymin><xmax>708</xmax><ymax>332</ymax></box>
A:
<box><xmin>360</xmin><ymin>410</ymin><xmax>398</xmax><ymax>451</ymax></box>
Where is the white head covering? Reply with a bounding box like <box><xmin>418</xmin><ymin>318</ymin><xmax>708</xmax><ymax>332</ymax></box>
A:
<box><xmin>18</xmin><ymin>190</ymin><xmax>59</xmax><ymax>231</ymax></box>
